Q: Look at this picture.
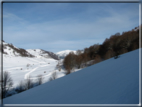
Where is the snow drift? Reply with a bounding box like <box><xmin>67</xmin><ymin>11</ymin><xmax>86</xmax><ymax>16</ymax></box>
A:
<box><xmin>3</xmin><ymin>49</ymin><xmax>139</xmax><ymax>104</ymax></box>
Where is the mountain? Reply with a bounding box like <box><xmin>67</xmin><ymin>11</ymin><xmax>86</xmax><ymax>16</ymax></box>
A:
<box><xmin>3</xmin><ymin>49</ymin><xmax>139</xmax><ymax>104</ymax></box>
<box><xmin>2</xmin><ymin>41</ymin><xmax>34</xmax><ymax>57</ymax></box>
<box><xmin>26</xmin><ymin>49</ymin><xmax>59</xmax><ymax>60</ymax></box>
<box><xmin>1</xmin><ymin>41</ymin><xmax>59</xmax><ymax>60</ymax></box>
<box><xmin>56</xmin><ymin>50</ymin><xmax>76</xmax><ymax>59</ymax></box>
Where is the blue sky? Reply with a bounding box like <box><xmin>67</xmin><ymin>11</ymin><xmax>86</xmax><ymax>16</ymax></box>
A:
<box><xmin>3</xmin><ymin>3</ymin><xmax>139</xmax><ymax>53</ymax></box>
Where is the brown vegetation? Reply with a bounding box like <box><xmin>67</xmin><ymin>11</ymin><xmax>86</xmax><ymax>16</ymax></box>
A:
<box><xmin>63</xmin><ymin>26</ymin><xmax>139</xmax><ymax>73</ymax></box>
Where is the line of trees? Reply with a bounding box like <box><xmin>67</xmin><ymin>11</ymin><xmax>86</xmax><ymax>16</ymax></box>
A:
<box><xmin>1</xmin><ymin>72</ymin><xmax>44</xmax><ymax>99</ymax></box>
<box><xmin>1</xmin><ymin>70</ymin><xmax>58</xmax><ymax>99</ymax></box>
<box><xmin>63</xmin><ymin>26</ymin><xmax>140</xmax><ymax>74</ymax></box>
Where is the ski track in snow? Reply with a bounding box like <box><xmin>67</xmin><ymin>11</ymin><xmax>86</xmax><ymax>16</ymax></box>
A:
<box><xmin>24</xmin><ymin>67</ymin><xmax>39</xmax><ymax>79</ymax></box>
<box><xmin>24</xmin><ymin>62</ymin><xmax>55</xmax><ymax>80</ymax></box>
<box><xmin>3</xmin><ymin>56</ymin><xmax>58</xmax><ymax>87</ymax></box>
<box><xmin>24</xmin><ymin>58</ymin><xmax>52</xmax><ymax>80</ymax></box>
<box><xmin>29</xmin><ymin>71</ymin><xmax>54</xmax><ymax>80</ymax></box>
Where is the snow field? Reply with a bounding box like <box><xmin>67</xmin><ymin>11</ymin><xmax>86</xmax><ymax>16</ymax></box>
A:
<box><xmin>3</xmin><ymin>56</ymin><xmax>65</xmax><ymax>87</ymax></box>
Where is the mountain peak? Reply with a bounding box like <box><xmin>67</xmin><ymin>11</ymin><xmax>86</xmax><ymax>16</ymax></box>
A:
<box><xmin>2</xmin><ymin>41</ymin><xmax>34</xmax><ymax>57</ymax></box>
<box><xmin>56</xmin><ymin>50</ymin><xmax>76</xmax><ymax>59</ymax></box>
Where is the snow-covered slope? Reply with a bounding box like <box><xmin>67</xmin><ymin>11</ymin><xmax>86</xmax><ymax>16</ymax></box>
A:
<box><xmin>2</xmin><ymin>41</ymin><xmax>34</xmax><ymax>57</ymax></box>
<box><xmin>3</xmin><ymin>56</ymin><xmax>61</xmax><ymax>87</ymax></box>
<box><xmin>26</xmin><ymin>49</ymin><xmax>58</xmax><ymax>59</ymax></box>
<box><xmin>1</xmin><ymin>41</ymin><xmax>59</xmax><ymax>60</ymax></box>
<box><xmin>56</xmin><ymin>50</ymin><xmax>76</xmax><ymax>59</ymax></box>
<box><xmin>2</xmin><ymin>41</ymin><xmax>62</xmax><ymax>87</ymax></box>
<box><xmin>3</xmin><ymin>49</ymin><xmax>139</xmax><ymax>104</ymax></box>
<box><xmin>26</xmin><ymin>49</ymin><xmax>48</xmax><ymax>58</ymax></box>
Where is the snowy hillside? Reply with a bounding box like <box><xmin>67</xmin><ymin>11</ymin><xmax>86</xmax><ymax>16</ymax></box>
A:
<box><xmin>56</xmin><ymin>50</ymin><xmax>76</xmax><ymax>59</ymax></box>
<box><xmin>26</xmin><ymin>49</ymin><xmax>59</xmax><ymax>60</ymax></box>
<box><xmin>26</xmin><ymin>49</ymin><xmax>50</xmax><ymax>58</ymax></box>
<box><xmin>1</xmin><ymin>41</ymin><xmax>59</xmax><ymax>60</ymax></box>
<box><xmin>3</xmin><ymin>56</ymin><xmax>61</xmax><ymax>87</ymax></box>
<box><xmin>2</xmin><ymin>41</ymin><xmax>62</xmax><ymax>87</ymax></box>
<box><xmin>2</xmin><ymin>41</ymin><xmax>34</xmax><ymax>57</ymax></box>
<box><xmin>3</xmin><ymin>49</ymin><xmax>139</xmax><ymax>104</ymax></box>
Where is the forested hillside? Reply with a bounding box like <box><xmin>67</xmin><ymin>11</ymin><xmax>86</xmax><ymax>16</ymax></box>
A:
<box><xmin>63</xmin><ymin>26</ymin><xmax>140</xmax><ymax>74</ymax></box>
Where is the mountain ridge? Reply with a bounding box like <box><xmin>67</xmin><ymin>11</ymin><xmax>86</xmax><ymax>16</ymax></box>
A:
<box><xmin>1</xmin><ymin>41</ymin><xmax>59</xmax><ymax>60</ymax></box>
<box><xmin>56</xmin><ymin>50</ymin><xmax>77</xmax><ymax>59</ymax></box>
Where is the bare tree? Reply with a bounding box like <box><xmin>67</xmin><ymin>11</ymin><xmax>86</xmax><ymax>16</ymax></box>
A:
<box><xmin>63</xmin><ymin>52</ymin><xmax>76</xmax><ymax>74</ymax></box>
<box><xmin>76</xmin><ymin>55</ymin><xmax>82</xmax><ymax>69</ymax></box>
<box><xmin>56</xmin><ymin>60</ymin><xmax>62</xmax><ymax>71</ymax></box>
<box><xmin>25</xmin><ymin>76</ymin><xmax>33</xmax><ymax>90</ymax></box>
<box><xmin>76</xmin><ymin>50</ymin><xmax>82</xmax><ymax>55</ymax></box>
<box><xmin>16</xmin><ymin>80</ymin><xmax>25</xmax><ymax>93</ymax></box>
<box><xmin>104</xmin><ymin>50</ymin><xmax>114</xmax><ymax>60</ymax></box>
<box><xmin>37</xmin><ymin>75</ymin><xmax>43</xmax><ymax>85</ymax></box>
<box><xmin>94</xmin><ymin>54</ymin><xmax>102</xmax><ymax>64</ymax></box>
<box><xmin>3</xmin><ymin>71</ymin><xmax>13</xmax><ymax>98</ymax></box>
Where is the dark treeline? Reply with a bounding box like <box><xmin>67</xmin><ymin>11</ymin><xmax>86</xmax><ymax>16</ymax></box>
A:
<box><xmin>63</xmin><ymin>26</ymin><xmax>140</xmax><ymax>74</ymax></box>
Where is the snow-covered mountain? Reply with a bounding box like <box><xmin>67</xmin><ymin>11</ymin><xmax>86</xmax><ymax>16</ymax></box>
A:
<box><xmin>2</xmin><ymin>41</ymin><xmax>34</xmax><ymax>57</ymax></box>
<box><xmin>56</xmin><ymin>50</ymin><xmax>76</xmax><ymax>59</ymax></box>
<box><xmin>3</xmin><ymin>49</ymin><xmax>139</xmax><ymax>104</ymax></box>
<box><xmin>26</xmin><ymin>49</ymin><xmax>59</xmax><ymax>60</ymax></box>
<box><xmin>1</xmin><ymin>41</ymin><xmax>59</xmax><ymax>60</ymax></box>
